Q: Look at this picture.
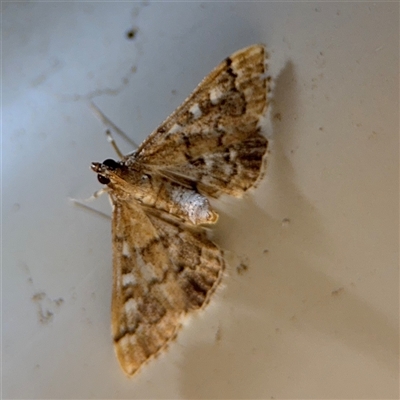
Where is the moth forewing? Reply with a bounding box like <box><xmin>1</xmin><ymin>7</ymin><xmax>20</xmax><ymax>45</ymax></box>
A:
<box><xmin>92</xmin><ymin>44</ymin><xmax>270</xmax><ymax>376</ymax></box>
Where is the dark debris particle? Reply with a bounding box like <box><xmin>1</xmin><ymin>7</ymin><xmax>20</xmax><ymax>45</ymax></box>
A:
<box><xmin>331</xmin><ymin>287</ymin><xmax>345</xmax><ymax>297</ymax></box>
<box><xmin>236</xmin><ymin>262</ymin><xmax>249</xmax><ymax>275</ymax></box>
<box><xmin>126</xmin><ymin>28</ymin><xmax>138</xmax><ymax>40</ymax></box>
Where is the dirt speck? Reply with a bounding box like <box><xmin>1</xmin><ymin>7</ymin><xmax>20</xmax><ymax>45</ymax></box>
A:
<box><xmin>31</xmin><ymin>289</ymin><xmax>64</xmax><ymax>324</ymax></box>
<box><xmin>281</xmin><ymin>218</ymin><xmax>290</xmax><ymax>227</ymax></box>
<box><xmin>215</xmin><ymin>326</ymin><xmax>222</xmax><ymax>343</ymax></box>
<box><xmin>126</xmin><ymin>27</ymin><xmax>138</xmax><ymax>40</ymax></box>
<box><xmin>236</xmin><ymin>262</ymin><xmax>249</xmax><ymax>275</ymax></box>
<box><xmin>331</xmin><ymin>287</ymin><xmax>345</xmax><ymax>297</ymax></box>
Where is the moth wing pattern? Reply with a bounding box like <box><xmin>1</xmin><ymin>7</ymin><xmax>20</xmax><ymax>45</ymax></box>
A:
<box><xmin>131</xmin><ymin>44</ymin><xmax>271</xmax><ymax>198</ymax></box>
<box><xmin>111</xmin><ymin>197</ymin><xmax>224</xmax><ymax>376</ymax></box>
<box><xmin>91</xmin><ymin>44</ymin><xmax>271</xmax><ymax>377</ymax></box>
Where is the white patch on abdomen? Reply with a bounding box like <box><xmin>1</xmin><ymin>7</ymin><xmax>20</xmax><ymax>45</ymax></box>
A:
<box><xmin>171</xmin><ymin>186</ymin><xmax>211</xmax><ymax>224</ymax></box>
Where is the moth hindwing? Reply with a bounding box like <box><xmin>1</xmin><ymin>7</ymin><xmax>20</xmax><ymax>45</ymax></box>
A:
<box><xmin>91</xmin><ymin>44</ymin><xmax>271</xmax><ymax>376</ymax></box>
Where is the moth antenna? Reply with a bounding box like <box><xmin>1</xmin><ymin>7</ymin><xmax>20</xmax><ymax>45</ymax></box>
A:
<box><xmin>105</xmin><ymin>129</ymin><xmax>124</xmax><ymax>159</ymax></box>
<box><xmin>89</xmin><ymin>101</ymin><xmax>139</xmax><ymax>150</ymax></box>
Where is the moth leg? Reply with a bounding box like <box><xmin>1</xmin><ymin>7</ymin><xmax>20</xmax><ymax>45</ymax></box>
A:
<box><xmin>70</xmin><ymin>185</ymin><xmax>111</xmax><ymax>219</ymax></box>
<box><xmin>68</xmin><ymin>198</ymin><xmax>111</xmax><ymax>220</ymax></box>
<box><xmin>69</xmin><ymin>186</ymin><xmax>110</xmax><ymax>203</ymax></box>
<box><xmin>89</xmin><ymin>101</ymin><xmax>138</xmax><ymax>150</ymax></box>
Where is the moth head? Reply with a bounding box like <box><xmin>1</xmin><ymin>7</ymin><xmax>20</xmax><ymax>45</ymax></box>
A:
<box><xmin>91</xmin><ymin>159</ymin><xmax>123</xmax><ymax>185</ymax></box>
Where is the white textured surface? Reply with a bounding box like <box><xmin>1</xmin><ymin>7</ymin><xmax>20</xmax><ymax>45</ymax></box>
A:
<box><xmin>3</xmin><ymin>2</ymin><xmax>398</xmax><ymax>399</ymax></box>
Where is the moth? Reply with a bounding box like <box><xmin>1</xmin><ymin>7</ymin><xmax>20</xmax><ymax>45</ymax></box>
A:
<box><xmin>91</xmin><ymin>44</ymin><xmax>271</xmax><ymax>376</ymax></box>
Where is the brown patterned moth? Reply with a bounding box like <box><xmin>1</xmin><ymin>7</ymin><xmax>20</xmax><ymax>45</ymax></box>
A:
<box><xmin>91</xmin><ymin>44</ymin><xmax>271</xmax><ymax>376</ymax></box>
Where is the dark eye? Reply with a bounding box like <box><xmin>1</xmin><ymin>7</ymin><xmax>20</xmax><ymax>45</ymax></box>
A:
<box><xmin>102</xmin><ymin>159</ymin><xmax>120</xmax><ymax>170</ymax></box>
<box><xmin>97</xmin><ymin>174</ymin><xmax>110</xmax><ymax>185</ymax></box>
